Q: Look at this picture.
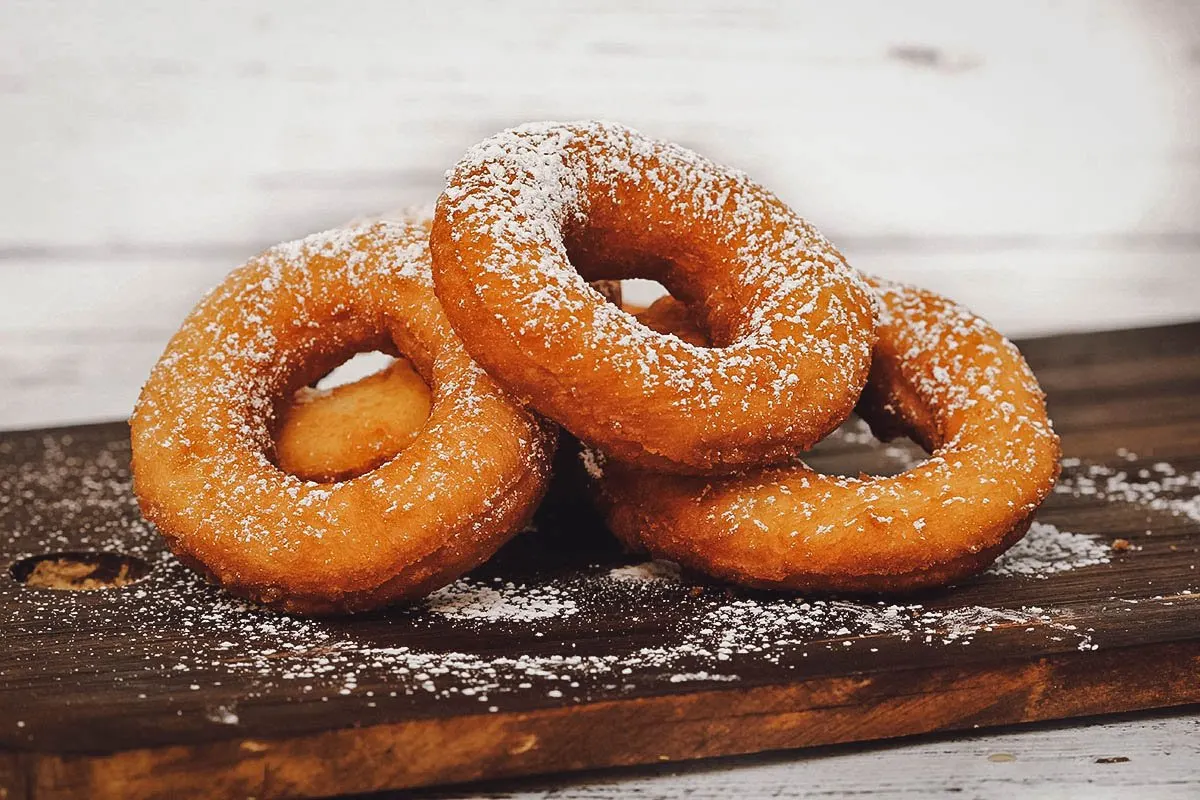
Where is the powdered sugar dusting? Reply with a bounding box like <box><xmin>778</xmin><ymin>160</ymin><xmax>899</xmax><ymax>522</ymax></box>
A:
<box><xmin>436</xmin><ymin>121</ymin><xmax>878</xmax><ymax>465</ymax></box>
<box><xmin>426</xmin><ymin>578</ymin><xmax>578</xmax><ymax>623</ymax></box>
<box><xmin>988</xmin><ymin>521</ymin><xmax>1111</xmax><ymax>578</ymax></box>
<box><xmin>2</xmin><ymin>427</ymin><xmax>1195</xmax><ymax>733</ymax></box>
<box><xmin>1057</xmin><ymin>456</ymin><xmax>1200</xmax><ymax>524</ymax></box>
<box><xmin>608</xmin><ymin>560</ymin><xmax>682</xmax><ymax>583</ymax></box>
<box><xmin>204</xmin><ymin>705</ymin><xmax>240</xmax><ymax>725</ymax></box>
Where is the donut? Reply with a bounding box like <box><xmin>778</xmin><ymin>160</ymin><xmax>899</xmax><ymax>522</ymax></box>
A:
<box><xmin>431</xmin><ymin>121</ymin><xmax>877</xmax><ymax>474</ymax></box>
<box><xmin>274</xmin><ymin>358</ymin><xmax>432</xmax><ymax>483</ymax></box>
<box><xmin>270</xmin><ymin>356</ymin><xmax>603</xmax><ymax>533</ymax></box>
<box><xmin>131</xmin><ymin>219</ymin><xmax>557</xmax><ymax>614</ymax></box>
<box><xmin>587</xmin><ymin>283</ymin><xmax>1061</xmax><ymax>593</ymax></box>
<box><xmin>272</xmin><ymin>280</ymin><xmax>624</xmax><ymax>484</ymax></box>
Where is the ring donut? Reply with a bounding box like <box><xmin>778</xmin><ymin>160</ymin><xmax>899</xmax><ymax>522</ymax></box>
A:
<box><xmin>272</xmin><ymin>279</ymin><xmax>624</xmax><ymax>484</ymax></box>
<box><xmin>431</xmin><ymin>121</ymin><xmax>877</xmax><ymax>474</ymax></box>
<box><xmin>586</xmin><ymin>282</ymin><xmax>1061</xmax><ymax>592</ymax></box>
<box><xmin>131</xmin><ymin>218</ymin><xmax>556</xmax><ymax>614</ymax></box>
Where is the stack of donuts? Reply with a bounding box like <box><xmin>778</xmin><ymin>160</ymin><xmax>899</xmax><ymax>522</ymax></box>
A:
<box><xmin>131</xmin><ymin>122</ymin><xmax>1061</xmax><ymax>614</ymax></box>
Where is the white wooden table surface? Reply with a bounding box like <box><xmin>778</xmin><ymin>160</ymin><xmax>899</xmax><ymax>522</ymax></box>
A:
<box><xmin>410</xmin><ymin>711</ymin><xmax>1200</xmax><ymax>800</ymax></box>
<box><xmin>3</xmin><ymin>2</ymin><xmax>1199</xmax><ymax>797</ymax></box>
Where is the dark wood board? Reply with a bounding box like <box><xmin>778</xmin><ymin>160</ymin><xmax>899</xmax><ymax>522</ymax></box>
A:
<box><xmin>1</xmin><ymin>322</ymin><xmax>1199</xmax><ymax>800</ymax></box>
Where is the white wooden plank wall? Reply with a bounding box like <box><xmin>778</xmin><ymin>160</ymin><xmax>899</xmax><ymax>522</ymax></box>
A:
<box><xmin>2</xmin><ymin>0</ymin><xmax>1199</xmax><ymax>428</ymax></box>
<box><xmin>2</xmin><ymin>3</ymin><xmax>1200</xmax><ymax>795</ymax></box>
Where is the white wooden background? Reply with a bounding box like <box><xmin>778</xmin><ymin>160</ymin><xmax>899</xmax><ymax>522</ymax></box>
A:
<box><xmin>3</xmin><ymin>1</ymin><xmax>1199</xmax><ymax>796</ymax></box>
<box><xmin>3</xmin><ymin>0</ymin><xmax>1200</xmax><ymax>429</ymax></box>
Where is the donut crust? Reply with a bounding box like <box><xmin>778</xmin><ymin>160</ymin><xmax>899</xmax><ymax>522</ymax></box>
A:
<box><xmin>432</xmin><ymin>121</ymin><xmax>877</xmax><ymax>474</ymax></box>
<box><xmin>131</xmin><ymin>220</ymin><xmax>556</xmax><ymax>614</ymax></box>
<box><xmin>588</xmin><ymin>284</ymin><xmax>1061</xmax><ymax>593</ymax></box>
<box><xmin>270</xmin><ymin>280</ymin><xmax>624</xmax><ymax>485</ymax></box>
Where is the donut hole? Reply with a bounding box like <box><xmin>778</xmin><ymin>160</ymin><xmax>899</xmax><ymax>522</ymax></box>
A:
<box><xmin>12</xmin><ymin>551</ymin><xmax>151</xmax><ymax>591</ymax></box>
<box><xmin>273</xmin><ymin>349</ymin><xmax>433</xmax><ymax>483</ymax></box>
<box><xmin>561</xmin><ymin>230</ymin><xmax>728</xmax><ymax>347</ymax></box>
<box><xmin>628</xmin><ymin>289</ymin><xmax>720</xmax><ymax>351</ymax></box>
<box><xmin>620</xmin><ymin>279</ymin><xmax>669</xmax><ymax>313</ymax></box>
<box><xmin>314</xmin><ymin>350</ymin><xmax>397</xmax><ymax>390</ymax></box>
<box><xmin>805</xmin><ymin>417</ymin><xmax>927</xmax><ymax>479</ymax></box>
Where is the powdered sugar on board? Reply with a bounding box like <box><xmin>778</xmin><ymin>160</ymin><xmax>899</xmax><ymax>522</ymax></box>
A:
<box><xmin>608</xmin><ymin>560</ymin><xmax>682</xmax><ymax>583</ymax></box>
<box><xmin>2</xmin><ymin>426</ymin><xmax>1199</xmax><ymax>744</ymax></box>
<box><xmin>426</xmin><ymin>579</ymin><xmax>578</xmax><ymax>623</ymax></box>
<box><xmin>988</xmin><ymin>522</ymin><xmax>1112</xmax><ymax>578</ymax></box>
<box><xmin>1057</xmin><ymin>454</ymin><xmax>1200</xmax><ymax>525</ymax></box>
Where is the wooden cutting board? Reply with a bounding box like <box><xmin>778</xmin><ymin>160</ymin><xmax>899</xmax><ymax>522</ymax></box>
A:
<box><xmin>2</xmin><ymin>322</ymin><xmax>1199</xmax><ymax>800</ymax></box>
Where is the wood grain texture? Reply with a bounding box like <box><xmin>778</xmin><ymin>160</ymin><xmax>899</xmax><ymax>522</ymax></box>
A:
<box><xmin>1</xmin><ymin>322</ymin><xmax>1199</xmax><ymax>799</ymax></box>
<box><xmin>2</xmin><ymin>0</ymin><xmax>1200</xmax><ymax>428</ymax></box>
<box><xmin>402</xmin><ymin>710</ymin><xmax>1200</xmax><ymax>799</ymax></box>
<box><xmin>3</xmin><ymin>0</ymin><xmax>1197</xmax><ymax>246</ymax></box>
<box><xmin>3</xmin><ymin>244</ymin><xmax>1199</xmax><ymax>430</ymax></box>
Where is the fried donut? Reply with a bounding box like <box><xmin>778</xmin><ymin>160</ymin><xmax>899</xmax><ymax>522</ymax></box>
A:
<box><xmin>272</xmin><ymin>280</ymin><xmax>625</xmax><ymax>484</ymax></box>
<box><xmin>587</xmin><ymin>283</ymin><xmax>1061</xmax><ymax>592</ymax></box>
<box><xmin>131</xmin><ymin>219</ymin><xmax>556</xmax><ymax>614</ymax></box>
<box><xmin>275</xmin><ymin>358</ymin><xmax>432</xmax><ymax>483</ymax></box>
<box><xmin>431</xmin><ymin>121</ymin><xmax>877</xmax><ymax>474</ymax></box>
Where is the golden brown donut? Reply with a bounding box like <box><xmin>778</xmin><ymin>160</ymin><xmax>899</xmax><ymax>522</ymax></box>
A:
<box><xmin>131</xmin><ymin>219</ymin><xmax>556</xmax><ymax>614</ymax></box>
<box><xmin>274</xmin><ymin>358</ymin><xmax>432</xmax><ymax>483</ymax></box>
<box><xmin>587</xmin><ymin>283</ymin><xmax>1061</xmax><ymax>593</ymax></box>
<box><xmin>271</xmin><ymin>280</ymin><xmax>625</xmax><ymax>484</ymax></box>
<box><xmin>431</xmin><ymin>121</ymin><xmax>877</xmax><ymax>475</ymax></box>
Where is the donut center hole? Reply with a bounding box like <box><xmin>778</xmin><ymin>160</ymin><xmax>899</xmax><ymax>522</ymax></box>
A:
<box><xmin>626</xmin><ymin>287</ymin><xmax>723</xmax><ymax>349</ymax></box>
<box><xmin>274</xmin><ymin>350</ymin><xmax>433</xmax><ymax>483</ymax></box>
<box><xmin>805</xmin><ymin>417</ymin><xmax>928</xmax><ymax>478</ymax></box>
<box><xmin>314</xmin><ymin>350</ymin><xmax>397</xmax><ymax>390</ymax></box>
<box><xmin>12</xmin><ymin>551</ymin><xmax>151</xmax><ymax>591</ymax></box>
<box><xmin>620</xmin><ymin>279</ymin><xmax>670</xmax><ymax>313</ymax></box>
